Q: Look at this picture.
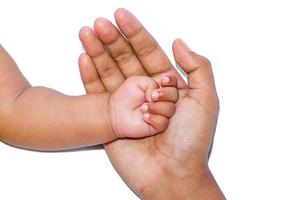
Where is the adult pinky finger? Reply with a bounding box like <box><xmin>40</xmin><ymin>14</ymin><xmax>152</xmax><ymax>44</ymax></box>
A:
<box><xmin>78</xmin><ymin>53</ymin><xmax>106</xmax><ymax>94</ymax></box>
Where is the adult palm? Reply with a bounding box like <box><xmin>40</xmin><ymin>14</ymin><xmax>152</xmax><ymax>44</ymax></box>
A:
<box><xmin>78</xmin><ymin>8</ymin><xmax>222</xmax><ymax>199</ymax></box>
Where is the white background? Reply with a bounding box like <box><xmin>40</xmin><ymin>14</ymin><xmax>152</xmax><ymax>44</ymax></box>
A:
<box><xmin>1</xmin><ymin>0</ymin><xmax>300</xmax><ymax>199</ymax></box>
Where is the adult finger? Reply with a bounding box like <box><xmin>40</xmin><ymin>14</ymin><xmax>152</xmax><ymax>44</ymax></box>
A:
<box><xmin>93</xmin><ymin>18</ymin><xmax>147</xmax><ymax>77</ymax></box>
<box><xmin>79</xmin><ymin>26</ymin><xmax>125</xmax><ymax>92</ymax></box>
<box><xmin>78</xmin><ymin>53</ymin><xmax>106</xmax><ymax>93</ymax></box>
<box><xmin>172</xmin><ymin>38</ymin><xmax>219</xmax><ymax>108</ymax></box>
<box><xmin>114</xmin><ymin>8</ymin><xmax>186</xmax><ymax>88</ymax></box>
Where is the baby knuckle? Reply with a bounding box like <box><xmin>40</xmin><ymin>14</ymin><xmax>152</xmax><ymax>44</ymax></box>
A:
<box><xmin>168</xmin><ymin>103</ymin><xmax>176</xmax><ymax>114</ymax></box>
<box><xmin>170</xmin><ymin>88</ymin><xmax>179</xmax><ymax>101</ymax></box>
<box><xmin>161</xmin><ymin>118</ymin><xmax>169</xmax><ymax>130</ymax></box>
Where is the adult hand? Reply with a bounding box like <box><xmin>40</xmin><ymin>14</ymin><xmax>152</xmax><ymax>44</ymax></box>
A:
<box><xmin>79</xmin><ymin>8</ymin><xmax>224</xmax><ymax>199</ymax></box>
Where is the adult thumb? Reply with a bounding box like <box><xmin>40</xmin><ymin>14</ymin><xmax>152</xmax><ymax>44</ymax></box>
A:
<box><xmin>172</xmin><ymin>39</ymin><xmax>216</xmax><ymax>92</ymax></box>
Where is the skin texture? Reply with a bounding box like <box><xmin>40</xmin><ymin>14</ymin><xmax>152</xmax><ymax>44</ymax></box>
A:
<box><xmin>0</xmin><ymin>45</ymin><xmax>177</xmax><ymax>151</ymax></box>
<box><xmin>79</xmin><ymin>8</ymin><xmax>225</xmax><ymax>199</ymax></box>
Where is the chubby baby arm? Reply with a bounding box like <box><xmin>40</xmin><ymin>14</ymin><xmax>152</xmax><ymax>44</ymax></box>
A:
<box><xmin>108</xmin><ymin>76</ymin><xmax>179</xmax><ymax>138</ymax></box>
<box><xmin>1</xmin><ymin>88</ymin><xmax>115</xmax><ymax>151</ymax></box>
<box><xmin>0</xmin><ymin>46</ymin><xmax>116</xmax><ymax>151</ymax></box>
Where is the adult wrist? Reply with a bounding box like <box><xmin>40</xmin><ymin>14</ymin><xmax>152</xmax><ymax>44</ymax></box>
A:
<box><xmin>141</xmin><ymin>167</ymin><xmax>225</xmax><ymax>200</ymax></box>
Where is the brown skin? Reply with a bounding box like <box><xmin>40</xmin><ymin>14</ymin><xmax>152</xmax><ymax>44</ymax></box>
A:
<box><xmin>0</xmin><ymin>45</ymin><xmax>177</xmax><ymax>151</ymax></box>
<box><xmin>79</xmin><ymin>8</ymin><xmax>225</xmax><ymax>199</ymax></box>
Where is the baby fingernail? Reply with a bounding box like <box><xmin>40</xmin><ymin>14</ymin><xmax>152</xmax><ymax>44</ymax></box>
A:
<box><xmin>141</xmin><ymin>104</ymin><xmax>149</xmax><ymax>112</ymax></box>
<box><xmin>143</xmin><ymin>113</ymin><xmax>150</xmax><ymax>119</ymax></box>
<box><xmin>163</xmin><ymin>76</ymin><xmax>170</xmax><ymax>84</ymax></box>
<box><xmin>151</xmin><ymin>91</ymin><xmax>160</xmax><ymax>100</ymax></box>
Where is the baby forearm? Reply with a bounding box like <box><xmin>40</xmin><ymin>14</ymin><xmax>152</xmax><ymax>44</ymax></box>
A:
<box><xmin>0</xmin><ymin>86</ymin><xmax>116</xmax><ymax>151</ymax></box>
<box><xmin>0</xmin><ymin>45</ymin><xmax>116</xmax><ymax>150</ymax></box>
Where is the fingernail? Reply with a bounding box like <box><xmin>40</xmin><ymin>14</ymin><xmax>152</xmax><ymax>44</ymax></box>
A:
<box><xmin>162</xmin><ymin>76</ymin><xmax>170</xmax><ymax>84</ymax></box>
<box><xmin>179</xmin><ymin>38</ymin><xmax>191</xmax><ymax>51</ymax></box>
<box><xmin>151</xmin><ymin>91</ymin><xmax>160</xmax><ymax>100</ymax></box>
<box><xmin>143</xmin><ymin>113</ymin><xmax>150</xmax><ymax>119</ymax></box>
<box><xmin>141</xmin><ymin>104</ymin><xmax>149</xmax><ymax>113</ymax></box>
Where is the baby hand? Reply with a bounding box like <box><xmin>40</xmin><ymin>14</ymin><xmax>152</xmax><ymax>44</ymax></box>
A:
<box><xmin>108</xmin><ymin>75</ymin><xmax>178</xmax><ymax>138</ymax></box>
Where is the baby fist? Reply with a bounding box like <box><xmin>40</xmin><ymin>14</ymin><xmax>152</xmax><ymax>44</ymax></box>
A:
<box><xmin>108</xmin><ymin>76</ymin><xmax>178</xmax><ymax>138</ymax></box>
